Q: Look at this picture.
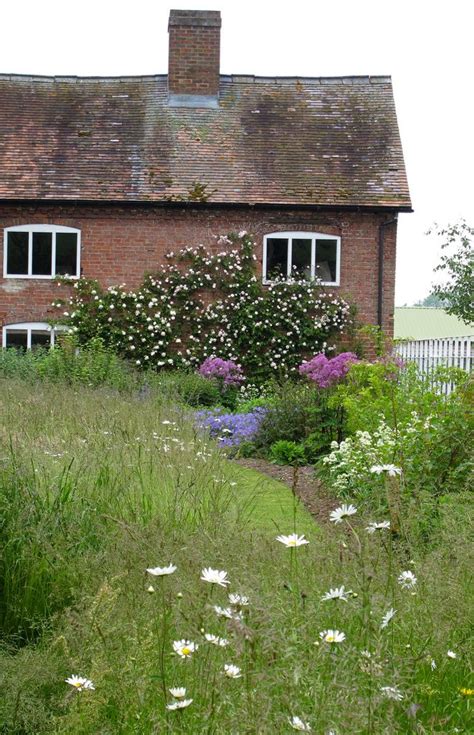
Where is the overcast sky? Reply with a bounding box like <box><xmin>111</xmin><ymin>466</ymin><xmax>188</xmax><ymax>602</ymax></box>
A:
<box><xmin>2</xmin><ymin>0</ymin><xmax>472</xmax><ymax>305</ymax></box>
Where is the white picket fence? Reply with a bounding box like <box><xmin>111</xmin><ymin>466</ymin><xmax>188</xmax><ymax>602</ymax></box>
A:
<box><xmin>395</xmin><ymin>336</ymin><xmax>473</xmax><ymax>393</ymax></box>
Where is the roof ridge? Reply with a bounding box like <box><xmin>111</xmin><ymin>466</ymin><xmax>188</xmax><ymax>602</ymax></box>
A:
<box><xmin>0</xmin><ymin>72</ymin><xmax>392</xmax><ymax>84</ymax></box>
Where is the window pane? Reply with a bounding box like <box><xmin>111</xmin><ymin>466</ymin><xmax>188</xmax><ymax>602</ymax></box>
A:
<box><xmin>266</xmin><ymin>238</ymin><xmax>288</xmax><ymax>280</ymax></box>
<box><xmin>7</xmin><ymin>232</ymin><xmax>29</xmax><ymax>274</ymax></box>
<box><xmin>32</xmin><ymin>232</ymin><xmax>53</xmax><ymax>275</ymax></box>
<box><xmin>291</xmin><ymin>238</ymin><xmax>312</xmax><ymax>280</ymax></box>
<box><xmin>31</xmin><ymin>331</ymin><xmax>52</xmax><ymax>349</ymax></box>
<box><xmin>56</xmin><ymin>233</ymin><xmax>78</xmax><ymax>275</ymax></box>
<box><xmin>5</xmin><ymin>330</ymin><xmax>28</xmax><ymax>349</ymax></box>
<box><xmin>316</xmin><ymin>239</ymin><xmax>338</xmax><ymax>282</ymax></box>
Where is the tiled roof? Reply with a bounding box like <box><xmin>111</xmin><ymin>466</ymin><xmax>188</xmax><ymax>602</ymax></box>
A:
<box><xmin>0</xmin><ymin>74</ymin><xmax>411</xmax><ymax>208</ymax></box>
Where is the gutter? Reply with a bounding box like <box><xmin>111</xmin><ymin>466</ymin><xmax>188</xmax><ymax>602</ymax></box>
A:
<box><xmin>377</xmin><ymin>216</ymin><xmax>398</xmax><ymax>328</ymax></box>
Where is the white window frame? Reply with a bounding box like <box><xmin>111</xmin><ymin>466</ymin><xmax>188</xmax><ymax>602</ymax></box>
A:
<box><xmin>3</xmin><ymin>224</ymin><xmax>81</xmax><ymax>279</ymax></box>
<box><xmin>262</xmin><ymin>231</ymin><xmax>341</xmax><ymax>286</ymax></box>
<box><xmin>2</xmin><ymin>322</ymin><xmax>68</xmax><ymax>349</ymax></box>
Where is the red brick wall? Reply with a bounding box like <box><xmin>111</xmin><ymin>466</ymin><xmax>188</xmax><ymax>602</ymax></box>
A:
<box><xmin>168</xmin><ymin>10</ymin><xmax>221</xmax><ymax>97</ymax></box>
<box><xmin>0</xmin><ymin>202</ymin><xmax>398</xmax><ymax>343</ymax></box>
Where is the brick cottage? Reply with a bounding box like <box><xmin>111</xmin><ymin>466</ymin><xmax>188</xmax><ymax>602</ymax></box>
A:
<box><xmin>0</xmin><ymin>9</ymin><xmax>411</xmax><ymax>349</ymax></box>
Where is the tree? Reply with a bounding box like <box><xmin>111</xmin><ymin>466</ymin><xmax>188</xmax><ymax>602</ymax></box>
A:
<box><xmin>413</xmin><ymin>293</ymin><xmax>447</xmax><ymax>308</ymax></box>
<box><xmin>430</xmin><ymin>221</ymin><xmax>474</xmax><ymax>325</ymax></box>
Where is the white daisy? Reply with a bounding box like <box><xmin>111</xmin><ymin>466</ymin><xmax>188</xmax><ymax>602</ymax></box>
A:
<box><xmin>275</xmin><ymin>533</ymin><xmax>309</xmax><ymax>547</ymax></box>
<box><xmin>205</xmin><ymin>633</ymin><xmax>229</xmax><ymax>647</ymax></box>
<box><xmin>447</xmin><ymin>650</ymin><xmax>457</xmax><ymax>659</ymax></box>
<box><xmin>370</xmin><ymin>464</ymin><xmax>402</xmax><ymax>476</ymax></box>
<box><xmin>228</xmin><ymin>593</ymin><xmax>249</xmax><ymax>607</ymax></box>
<box><xmin>200</xmin><ymin>568</ymin><xmax>231</xmax><ymax>587</ymax></box>
<box><xmin>213</xmin><ymin>605</ymin><xmax>235</xmax><ymax>619</ymax></box>
<box><xmin>166</xmin><ymin>698</ymin><xmax>193</xmax><ymax>710</ymax></box>
<box><xmin>319</xmin><ymin>629</ymin><xmax>346</xmax><ymax>644</ymax></box>
<box><xmin>380</xmin><ymin>607</ymin><xmax>397</xmax><ymax>629</ymax></box>
<box><xmin>289</xmin><ymin>715</ymin><xmax>312</xmax><ymax>731</ymax></box>
<box><xmin>65</xmin><ymin>675</ymin><xmax>95</xmax><ymax>691</ymax></box>
<box><xmin>366</xmin><ymin>521</ymin><xmax>391</xmax><ymax>534</ymax></box>
<box><xmin>146</xmin><ymin>564</ymin><xmax>177</xmax><ymax>576</ymax></box>
<box><xmin>172</xmin><ymin>639</ymin><xmax>198</xmax><ymax>659</ymax></box>
<box><xmin>380</xmin><ymin>685</ymin><xmax>404</xmax><ymax>701</ymax></box>
<box><xmin>223</xmin><ymin>664</ymin><xmax>242</xmax><ymax>678</ymax></box>
<box><xmin>398</xmin><ymin>571</ymin><xmax>417</xmax><ymax>589</ymax></box>
<box><xmin>329</xmin><ymin>504</ymin><xmax>357</xmax><ymax>524</ymax></box>
<box><xmin>321</xmin><ymin>586</ymin><xmax>351</xmax><ymax>602</ymax></box>
<box><xmin>169</xmin><ymin>687</ymin><xmax>187</xmax><ymax>699</ymax></box>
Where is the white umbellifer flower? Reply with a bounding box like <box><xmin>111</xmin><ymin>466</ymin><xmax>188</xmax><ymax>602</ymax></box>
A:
<box><xmin>213</xmin><ymin>605</ymin><xmax>235</xmax><ymax>619</ymax></box>
<box><xmin>381</xmin><ymin>607</ymin><xmax>397</xmax><ymax>629</ymax></box>
<box><xmin>398</xmin><ymin>571</ymin><xmax>417</xmax><ymax>589</ymax></box>
<box><xmin>366</xmin><ymin>521</ymin><xmax>391</xmax><ymax>534</ymax></box>
<box><xmin>65</xmin><ymin>675</ymin><xmax>95</xmax><ymax>691</ymax></box>
<box><xmin>205</xmin><ymin>633</ymin><xmax>229</xmax><ymax>647</ymax></box>
<box><xmin>447</xmin><ymin>650</ymin><xmax>457</xmax><ymax>659</ymax></box>
<box><xmin>319</xmin><ymin>629</ymin><xmax>346</xmax><ymax>644</ymax></box>
<box><xmin>228</xmin><ymin>593</ymin><xmax>249</xmax><ymax>607</ymax></box>
<box><xmin>321</xmin><ymin>586</ymin><xmax>351</xmax><ymax>602</ymax></box>
<box><xmin>380</xmin><ymin>685</ymin><xmax>404</xmax><ymax>701</ymax></box>
<box><xmin>289</xmin><ymin>715</ymin><xmax>312</xmax><ymax>731</ymax></box>
<box><xmin>329</xmin><ymin>504</ymin><xmax>357</xmax><ymax>524</ymax></box>
<box><xmin>169</xmin><ymin>687</ymin><xmax>186</xmax><ymax>699</ymax></box>
<box><xmin>200</xmin><ymin>568</ymin><xmax>231</xmax><ymax>587</ymax></box>
<box><xmin>275</xmin><ymin>533</ymin><xmax>310</xmax><ymax>547</ymax></box>
<box><xmin>223</xmin><ymin>664</ymin><xmax>242</xmax><ymax>678</ymax></box>
<box><xmin>146</xmin><ymin>564</ymin><xmax>177</xmax><ymax>576</ymax></box>
<box><xmin>173</xmin><ymin>640</ymin><xmax>198</xmax><ymax>659</ymax></box>
<box><xmin>370</xmin><ymin>464</ymin><xmax>402</xmax><ymax>476</ymax></box>
<box><xmin>166</xmin><ymin>698</ymin><xmax>193</xmax><ymax>710</ymax></box>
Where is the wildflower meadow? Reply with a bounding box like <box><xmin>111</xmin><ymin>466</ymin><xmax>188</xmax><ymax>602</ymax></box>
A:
<box><xmin>0</xmin><ymin>271</ymin><xmax>472</xmax><ymax>733</ymax></box>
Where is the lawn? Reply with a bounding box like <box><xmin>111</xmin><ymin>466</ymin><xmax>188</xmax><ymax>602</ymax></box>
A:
<box><xmin>0</xmin><ymin>378</ymin><xmax>472</xmax><ymax>734</ymax></box>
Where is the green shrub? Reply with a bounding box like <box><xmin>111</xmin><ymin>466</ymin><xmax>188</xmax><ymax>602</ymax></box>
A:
<box><xmin>149</xmin><ymin>370</ymin><xmax>221</xmax><ymax>407</ymax></box>
<box><xmin>269</xmin><ymin>440</ymin><xmax>307</xmax><ymax>466</ymax></box>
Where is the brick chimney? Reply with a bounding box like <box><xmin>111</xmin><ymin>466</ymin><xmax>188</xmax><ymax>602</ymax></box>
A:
<box><xmin>168</xmin><ymin>9</ymin><xmax>221</xmax><ymax>107</ymax></box>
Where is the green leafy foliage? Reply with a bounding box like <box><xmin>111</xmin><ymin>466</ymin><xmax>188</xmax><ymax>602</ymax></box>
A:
<box><xmin>430</xmin><ymin>220</ymin><xmax>474</xmax><ymax>325</ymax></box>
<box><xmin>269</xmin><ymin>440</ymin><xmax>307</xmax><ymax>466</ymax></box>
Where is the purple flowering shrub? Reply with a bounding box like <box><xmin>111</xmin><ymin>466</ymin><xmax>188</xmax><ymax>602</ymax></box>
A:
<box><xmin>195</xmin><ymin>407</ymin><xmax>267</xmax><ymax>448</ymax></box>
<box><xmin>198</xmin><ymin>357</ymin><xmax>244</xmax><ymax>387</ymax></box>
<box><xmin>299</xmin><ymin>352</ymin><xmax>358</xmax><ymax>388</ymax></box>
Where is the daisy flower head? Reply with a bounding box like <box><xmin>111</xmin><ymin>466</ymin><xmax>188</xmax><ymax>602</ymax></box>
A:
<box><xmin>228</xmin><ymin>593</ymin><xmax>249</xmax><ymax>607</ymax></box>
<box><xmin>146</xmin><ymin>564</ymin><xmax>177</xmax><ymax>576</ymax></box>
<box><xmin>330</xmin><ymin>504</ymin><xmax>357</xmax><ymax>524</ymax></box>
<box><xmin>380</xmin><ymin>685</ymin><xmax>404</xmax><ymax>701</ymax></box>
<box><xmin>289</xmin><ymin>715</ymin><xmax>312</xmax><ymax>731</ymax></box>
<box><xmin>200</xmin><ymin>568</ymin><xmax>230</xmax><ymax>587</ymax></box>
<box><xmin>370</xmin><ymin>464</ymin><xmax>402</xmax><ymax>476</ymax></box>
<box><xmin>366</xmin><ymin>521</ymin><xmax>391</xmax><ymax>534</ymax></box>
<box><xmin>319</xmin><ymin>629</ymin><xmax>346</xmax><ymax>644</ymax></box>
<box><xmin>166</xmin><ymin>698</ymin><xmax>193</xmax><ymax>710</ymax></box>
<box><xmin>447</xmin><ymin>650</ymin><xmax>457</xmax><ymax>659</ymax></box>
<box><xmin>380</xmin><ymin>607</ymin><xmax>397</xmax><ymax>629</ymax></box>
<box><xmin>205</xmin><ymin>633</ymin><xmax>229</xmax><ymax>647</ymax></box>
<box><xmin>275</xmin><ymin>533</ymin><xmax>309</xmax><ymax>548</ymax></box>
<box><xmin>65</xmin><ymin>675</ymin><xmax>95</xmax><ymax>692</ymax></box>
<box><xmin>223</xmin><ymin>663</ymin><xmax>242</xmax><ymax>678</ymax></box>
<box><xmin>213</xmin><ymin>605</ymin><xmax>235</xmax><ymax>619</ymax></box>
<box><xmin>321</xmin><ymin>586</ymin><xmax>351</xmax><ymax>602</ymax></box>
<box><xmin>169</xmin><ymin>687</ymin><xmax>187</xmax><ymax>699</ymax></box>
<box><xmin>173</xmin><ymin>639</ymin><xmax>198</xmax><ymax>659</ymax></box>
<box><xmin>398</xmin><ymin>570</ymin><xmax>417</xmax><ymax>589</ymax></box>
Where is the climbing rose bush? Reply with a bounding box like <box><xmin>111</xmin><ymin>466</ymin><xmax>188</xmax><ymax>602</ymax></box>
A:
<box><xmin>198</xmin><ymin>357</ymin><xmax>244</xmax><ymax>386</ymax></box>
<box><xmin>54</xmin><ymin>233</ymin><xmax>353</xmax><ymax>381</ymax></box>
<box><xmin>299</xmin><ymin>352</ymin><xmax>358</xmax><ymax>388</ymax></box>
